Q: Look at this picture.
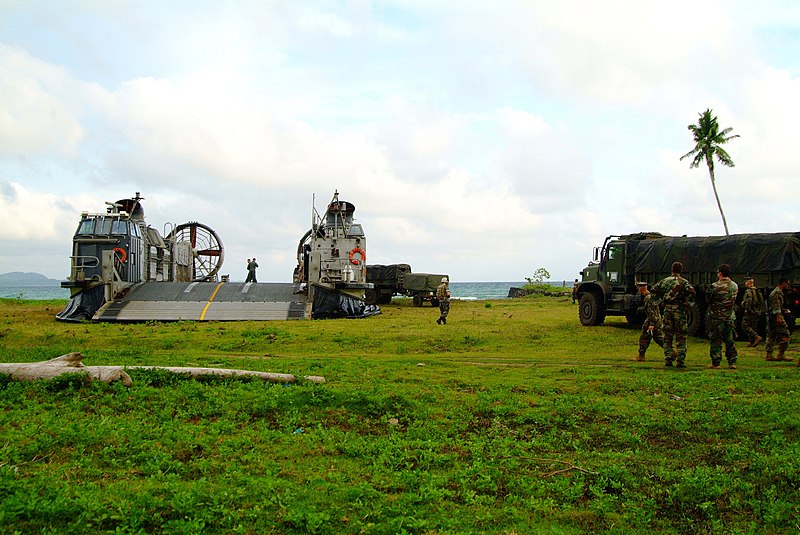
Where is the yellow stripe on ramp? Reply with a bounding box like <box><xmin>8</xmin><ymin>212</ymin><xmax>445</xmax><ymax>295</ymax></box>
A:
<box><xmin>199</xmin><ymin>282</ymin><xmax>225</xmax><ymax>320</ymax></box>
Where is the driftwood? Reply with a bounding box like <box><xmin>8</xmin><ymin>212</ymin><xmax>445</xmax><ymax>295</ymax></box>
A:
<box><xmin>0</xmin><ymin>353</ymin><xmax>326</xmax><ymax>386</ymax></box>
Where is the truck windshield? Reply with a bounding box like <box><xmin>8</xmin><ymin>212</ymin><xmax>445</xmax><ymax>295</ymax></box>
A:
<box><xmin>606</xmin><ymin>244</ymin><xmax>624</xmax><ymax>284</ymax></box>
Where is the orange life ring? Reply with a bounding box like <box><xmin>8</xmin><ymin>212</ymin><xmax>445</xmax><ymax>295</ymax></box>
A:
<box><xmin>348</xmin><ymin>247</ymin><xmax>366</xmax><ymax>265</ymax></box>
<box><xmin>113</xmin><ymin>247</ymin><xmax>127</xmax><ymax>263</ymax></box>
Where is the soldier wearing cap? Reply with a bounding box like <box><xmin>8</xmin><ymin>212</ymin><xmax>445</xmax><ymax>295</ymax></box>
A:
<box><xmin>632</xmin><ymin>282</ymin><xmax>664</xmax><ymax>361</ymax></box>
<box><xmin>741</xmin><ymin>277</ymin><xmax>764</xmax><ymax>347</ymax></box>
<box><xmin>436</xmin><ymin>277</ymin><xmax>451</xmax><ymax>325</ymax></box>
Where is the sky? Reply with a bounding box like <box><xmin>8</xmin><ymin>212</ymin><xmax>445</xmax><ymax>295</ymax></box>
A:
<box><xmin>1</xmin><ymin>0</ymin><xmax>799</xmax><ymax>283</ymax></box>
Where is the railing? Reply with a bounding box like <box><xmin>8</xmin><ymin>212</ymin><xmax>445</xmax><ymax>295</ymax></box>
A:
<box><xmin>69</xmin><ymin>255</ymin><xmax>100</xmax><ymax>281</ymax></box>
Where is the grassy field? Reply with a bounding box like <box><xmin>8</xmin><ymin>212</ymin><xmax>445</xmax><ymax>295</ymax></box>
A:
<box><xmin>1</xmin><ymin>296</ymin><xmax>799</xmax><ymax>534</ymax></box>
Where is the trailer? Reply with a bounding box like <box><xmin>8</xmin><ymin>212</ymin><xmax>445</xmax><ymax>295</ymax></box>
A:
<box><xmin>365</xmin><ymin>264</ymin><xmax>449</xmax><ymax>307</ymax></box>
<box><xmin>576</xmin><ymin>231</ymin><xmax>800</xmax><ymax>335</ymax></box>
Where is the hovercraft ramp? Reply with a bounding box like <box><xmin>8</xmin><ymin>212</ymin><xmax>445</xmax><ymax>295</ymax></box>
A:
<box><xmin>94</xmin><ymin>282</ymin><xmax>307</xmax><ymax>321</ymax></box>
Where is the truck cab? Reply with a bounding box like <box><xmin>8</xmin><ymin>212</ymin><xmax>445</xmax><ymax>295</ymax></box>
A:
<box><xmin>576</xmin><ymin>235</ymin><xmax>645</xmax><ymax>328</ymax></box>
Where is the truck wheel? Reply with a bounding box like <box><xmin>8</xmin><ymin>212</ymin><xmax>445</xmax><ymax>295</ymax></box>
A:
<box><xmin>686</xmin><ymin>302</ymin><xmax>704</xmax><ymax>336</ymax></box>
<box><xmin>412</xmin><ymin>294</ymin><xmax>423</xmax><ymax>307</ymax></box>
<box><xmin>579</xmin><ymin>292</ymin><xmax>605</xmax><ymax>326</ymax></box>
<box><xmin>364</xmin><ymin>289</ymin><xmax>379</xmax><ymax>306</ymax></box>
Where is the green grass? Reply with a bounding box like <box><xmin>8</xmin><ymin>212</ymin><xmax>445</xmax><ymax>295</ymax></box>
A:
<box><xmin>1</xmin><ymin>296</ymin><xmax>799</xmax><ymax>533</ymax></box>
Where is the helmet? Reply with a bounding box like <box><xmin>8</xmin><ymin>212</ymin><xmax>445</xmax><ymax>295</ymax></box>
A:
<box><xmin>441</xmin><ymin>277</ymin><xmax>448</xmax><ymax>283</ymax></box>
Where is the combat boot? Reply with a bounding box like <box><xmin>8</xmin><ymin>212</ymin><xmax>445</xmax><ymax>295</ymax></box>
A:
<box><xmin>630</xmin><ymin>354</ymin><xmax>646</xmax><ymax>362</ymax></box>
<box><xmin>753</xmin><ymin>336</ymin><xmax>764</xmax><ymax>347</ymax></box>
<box><xmin>778</xmin><ymin>353</ymin><xmax>793</xmax><ymax>362</ymax></box>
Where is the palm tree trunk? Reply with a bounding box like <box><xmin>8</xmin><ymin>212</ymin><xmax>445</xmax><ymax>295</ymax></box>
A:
<box><xmin>707</xmin><ymin>161</ymin><xmax>729</xmax><ymax>235</ymax></box>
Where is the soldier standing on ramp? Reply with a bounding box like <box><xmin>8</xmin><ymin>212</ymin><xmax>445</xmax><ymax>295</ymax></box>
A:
<box><xmin>631</xmin><ymin>282</ymin><xmax>664</xmax><ymax>362</ymax></box>
<box><xmin>247</xmin><ymin>257</ymin><xmax>259</xmax><ymax>283</ymax></box>
<box><xmin>651</xmin><ymin>261</ymin><xmax>696</xmax><ymax>368</ymax></box>
<box><xmin>706</xmin><ymin>264</ymin><xmax>739</xmax><ymax>369</ymax></box>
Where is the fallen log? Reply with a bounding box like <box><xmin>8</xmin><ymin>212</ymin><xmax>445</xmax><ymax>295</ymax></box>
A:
<box><xmin>0</xmin><ymin>352</ymin><xmax>133</xmax><ymax>386</ymax></box>
<box><xmin>130</xmin><ymin>366</ymin><xmax>326</xmax><ymax>384</ymax></box>
<box><xmin>0</xmin><ymin>353</ymin><xmax>326</xmax><ymax>386</ymax></box>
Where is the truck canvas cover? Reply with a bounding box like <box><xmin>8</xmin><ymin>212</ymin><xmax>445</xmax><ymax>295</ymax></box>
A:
<box><xmin>403</xmin><ymin>273</ymin><xmax>447</xmax><ymax>292</ymax></box>
<box><xmin>632</xmin><ymin>232</ymin><xmax>800</xmax><ymax>274</ymax></box>
<box><xmin>366</xmin><ymin>264</ymin><xmax>411</xmax><ymax>284</ymax></box>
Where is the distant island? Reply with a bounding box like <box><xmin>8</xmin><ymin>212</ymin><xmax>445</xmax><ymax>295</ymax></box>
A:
<box><xmin>0</xmin><ymin>272</ymin><xmax>61</xmax><ymax>286</ymax></box>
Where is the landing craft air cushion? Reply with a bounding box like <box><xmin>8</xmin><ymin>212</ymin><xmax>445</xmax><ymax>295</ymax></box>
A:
<box><xmin>56</xmin><ymin>191</ymin><xmax>377</xmax><ymax>322</ymax></box>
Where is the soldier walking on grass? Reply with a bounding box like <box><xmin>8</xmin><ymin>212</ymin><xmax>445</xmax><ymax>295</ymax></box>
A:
<box><xmin>706</xmin><ymin>264</ymin><xmax>738</xmax><ymax>369</ymax></box>
<box><xmin>436</xmin><ymin>277</ymin><xmax>451</xmax><ymax>325</ymax></box>
<box><xmin>741</xmin><ymin>277</ymin><xmax>764</xmax><ymax>347</ymax></box>
<box><xmin>765</xmin><ymin>277</ymin><xmax>792</xmax><ymax>363</ymax></box>
<box><xmin>651</xmin><ymin>261</ymin><xmax>696</xmax><ymax>368</ymax></box>
<box><xmin>631</xmin><ymin>282</ymin><xmax>664</xmax><ymax>361</ymax></box>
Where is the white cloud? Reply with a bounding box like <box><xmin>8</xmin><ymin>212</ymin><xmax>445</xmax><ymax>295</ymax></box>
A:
<box><xmin>0</xmin><ymin>45</ymin><xmax>84</xmax><ymax>157</ymax></box>
<box><xmin>0</xmin><ymin>181</ymin><xmax>96</xmax><ymax>241</ymax></box>
<box><xmin>1</xmin><ymin>1</ymin><xmax>800</xmax><ymax>282</ymax></box>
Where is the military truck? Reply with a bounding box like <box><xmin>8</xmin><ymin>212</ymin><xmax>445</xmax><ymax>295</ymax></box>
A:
<box><xmin>365</xmin><ymin>264</ymin><xmax>449</xmax><ymax>307</ymax></box>
<box><xmin>576</xmin><ymin>232</ymin><xmax>800</xmax><ymax>335</ymax></box>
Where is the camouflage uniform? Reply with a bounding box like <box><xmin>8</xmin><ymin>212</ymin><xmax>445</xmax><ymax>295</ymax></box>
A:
<box><xmin>247</xmin><ymin>259</ymin><xmax>258</xmax><ymax>283</ymax></box>
<box><xmin>637</xmin><ymin>292</ymin><xmax>664</xmax><ymax>358</ymax></box>
<box><xmin>436</xmin><ymin>282</ymin><xmax>450</xmax><ymax>325</ymax></box>
<box><xmin>651</xmin><ymin>275</ymin><xmax>696</xmax><ymax>367</ymax></box>
<box><xmin>707</xmin><ymin>277</ymin><xmax>738</xmax><ymax>367</ymax></box>
<box><xmin>766</xmin><ymin>285</ymin><xmax>790</xmax><ymax>359</ymax></box>
<box><xmin>741</xmin><ymin>285</ymin><xmax>764</xmax><ymax>345</ymax></box>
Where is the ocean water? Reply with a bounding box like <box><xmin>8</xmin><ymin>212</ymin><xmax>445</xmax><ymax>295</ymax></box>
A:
<box><xmin>449</xmin><ymin>281</ymin><xmax>574</xmax><ymax>300</ymax></box>
<box><xmin>0</xmin><ymin>281</ymin><xmax>574</xmax><ymax>301</ymax></box>
<box><xmin>448</xmin><ymin>281</ymin><xmax>526</xmax><ymax>300</ymax></box>
<box><xmin>0</xmin><ymin>286</ymin><xmax>70</xmax><ymax>300</ymax></box>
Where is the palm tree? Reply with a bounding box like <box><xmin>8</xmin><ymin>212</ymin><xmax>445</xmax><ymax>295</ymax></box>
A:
<box><xmin>680</xmin><ymin>109</ymin><xmax>740</xmax><ymax>235</ymax></box>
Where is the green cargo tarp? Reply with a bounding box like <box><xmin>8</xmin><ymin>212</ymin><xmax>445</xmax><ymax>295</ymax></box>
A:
<box><xmin>366</xmin><ymin>264</ymin><xmax>411</xmax><ymax>285</ymax></box>
<box><xmin>632</xmin><ymin>232</ymin><xmax>800</xmax><ymax>275</ymax></box>
<box><xmin>403</xmin><ymin>273</ymin><xmax>448</xmax><ymax>292</ymax></box>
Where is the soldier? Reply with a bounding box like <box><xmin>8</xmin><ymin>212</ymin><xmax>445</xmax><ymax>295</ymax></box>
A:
<box><xmin>572</xmin><ymin>279</ymin><xmax>579</xmax><ymax>304</ymax></box>
<box><xmin>631</xmin><ymin>282</ymin><xmax>664</xmax><ymax>361</ymax></box>
<box><xmin>765</xmin><ymin>277</ymin><xmax>792</xmax><ymax>362</ymax></box>
<box><xmin>245</xmin><ymin>259</ymin><xmax>252</xmax><ymax>282</ymax></box>
<box><xmin>706</xmin><ymin>264</ymin><xmax>738</xmax><ymax>369</ymax></box>
<box><xmin>436</xmin><ymin>277</ymin><xmax>451</xmax><ymax>325</ymax></box>
<box><xmin>651</xmin><ymin>261</ymin><xmax>697</xmax><ymax>368</ymax></box>
<box><xmin>248</xmin><ymin>257</ymin><xmax>259</xmax><ymax>283</ymax></box>
<box><xmin>741</xmin><ymin>277</ymin><xmax>764</xmax><ymax>347</ymax></box>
